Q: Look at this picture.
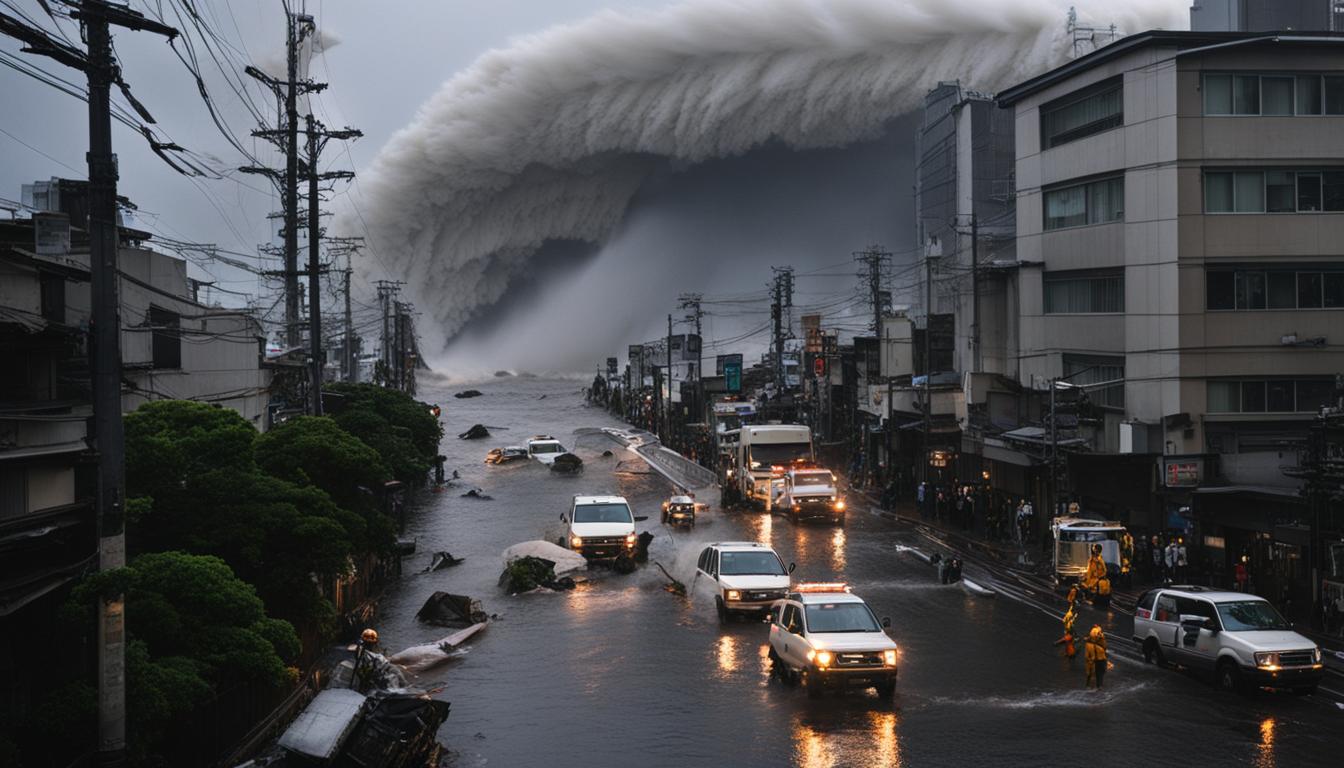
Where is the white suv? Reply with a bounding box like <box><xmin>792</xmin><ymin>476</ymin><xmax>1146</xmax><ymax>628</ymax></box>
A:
<box><xmin>768</xmin><ymin>584</ymin><xmax>899</xmax><ymax>699</ymax></box>
<box><xmin>695</xmin><ymin>542</ymin><xmax>793</xmax><ymax>622</ymax></box>
<box><xmin>561</xmin><ymin>495</ymin><xmax>636</xmax><ymax>560</ymax></box>
<box><xmin>1133</xmin><ymin>586</ymin><xmax>1324</xmax><ymax>694</ymax></box>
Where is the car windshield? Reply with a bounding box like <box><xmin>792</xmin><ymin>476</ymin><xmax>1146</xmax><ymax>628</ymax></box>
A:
<box><xmin>573</xmin><ymin>503</ymin><xmax>632</xmax><ymax>523</ymax></box>
<box><xmin>748</xmin><ymin>442</ymin><xmax>812</xmax><ymax>468</ymax></box>
<box><xmin>532</xmin><ymin>443</ymin><xmax>563</xmax><ymax>453</ymax></box>
<box><xmin>719</xmin><ymin>551</ymin><xmax>786</xmax><ymax>576</ymax></box>
<box><xmin>793</xmin><ymin>471</ymin><xmax>833</xmax><ymax>486</ymax></box>
<box><xmin>804</xmin><ymin>603</ymin><xmax>881</xmax><ymax>633</ymax></box>
<box><xmin>1217</xmin><ymin>601</ymin><xmax>1292</xmax><ymax>631</ymax></box>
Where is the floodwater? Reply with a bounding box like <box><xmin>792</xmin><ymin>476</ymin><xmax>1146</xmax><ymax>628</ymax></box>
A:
<box><xmin>375</xmin><ymin>377</ymin><xmax>1342</xmax><ymax>768</ymax></box>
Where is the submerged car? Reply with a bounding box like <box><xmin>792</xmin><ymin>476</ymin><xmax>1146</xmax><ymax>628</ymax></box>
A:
<box><xmin>485</xmin><ymin>446</ymin><xmax>528</xmax><ymax>465</ymax></box>
<box><xmin>661</xmin><ymin>495</ymin><xmax>698</xmax><ymax>528</ymax></box>
<box><xmin>768</xmin><ymin>583</ymin><xmax>898</xmax><ymax>699</ymax></box>
<box><xmin>527</xmin><ymin>435</ymin><xmax>568</xmax><ymax>465</ymax></box>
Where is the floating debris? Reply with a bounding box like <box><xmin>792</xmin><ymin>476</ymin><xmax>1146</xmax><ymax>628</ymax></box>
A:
<box><xmin>653</xmin><ymin>562</ymin><xmax>686</xmax><ymax>596</ymax></box>
<box><xmin>461</xmin><ymin>488</ymin><xmax>493</xmax><ymax>500</ymax></box>
<box><xmin>453</xmin><ymin>389</ymin><xmax>483</xmax><ymax>399</ymax></box>
<box><xmin>550</xmin><ymin>453</ymin><xmax>584</xmax><ymax>474</ymax></box>
<box><xmin>416</xmin><ymin>592</ymin><xmax>488</xmax><ymax>627</ymax></box>
<box><xmin>422</xmin><ymin>551</ymin><xmax>464</xmax><ymax>573</ymax></box>
<box><xmin>458</xmin><ymin>423</ymin><xmax>490</xmax><ymax>439</ymax></box>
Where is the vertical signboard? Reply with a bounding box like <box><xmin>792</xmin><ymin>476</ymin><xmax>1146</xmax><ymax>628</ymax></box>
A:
<box><xmin>723</xmin><ymin>361</ymin><xmax>742</xmax><ymax>393</ymax></box>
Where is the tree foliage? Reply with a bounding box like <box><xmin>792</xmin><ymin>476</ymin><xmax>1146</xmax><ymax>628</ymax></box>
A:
<box><xmin>65</xmin><ymin>553</ymin><xmax>297</xmax><ymax>764</ymax></box>
<box><xmin>324</xmin><ymin>383</ymin><xmax>443</xmax><ymax>484</ymax></box>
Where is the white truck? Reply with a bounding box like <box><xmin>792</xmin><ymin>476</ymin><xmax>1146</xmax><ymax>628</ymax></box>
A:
<box><xmin>1051</xmin><ymin>517</ymin><xmax>1127</xmax><ymax>587</ymax></box>
<box><xmin>561</xmin><ymin>495</ymin><xmax>637</xmax><ymax>560</ymax></box>
<box><xmin>780</xmin><ymin>466</ymin><xmax>845</xmax><ymax>525</ymax></box>
<box><xmin>720</xmin><ymin>424</ymin><xmax>814</xmax><ymax>509</ymax></box>
<box><xmin>526</xmin><ymin>435</ymin><xmax>567</xmax><ymax>465</ymax></box>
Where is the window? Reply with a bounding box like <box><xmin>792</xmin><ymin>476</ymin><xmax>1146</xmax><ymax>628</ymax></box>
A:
<box><xmin>1207</xmin><ymin>379</ymin><xmax>1336</xmax><ymax>413</ymax></box>
<box><xmin>1203</xmin><ymin>73</ymin><xmax>1344</xmax><ymax>115</ymax></box>
<box><xmin>698</xmin><ymin>548</ymin><xmax>711</xmax><ymax>572</ymax></box>
<box><xmin>1261</xmin><ymin>76</ymin><xmax>1294</xmax><ymax>115</ymax></box>
<box><xmin>0</xmin><ymin>467</ymin><xmax>26</xmax><ymax>521</ymax></box>
<box><xmin>1063</xmin><ymin>354</ymin><xmax>1124</xmax><ymax>408</ymax></box>
<box><xmin>1206</xmin><ymin>169</ymin><xmax>1344</xmax><ymax>213</ymax></box>
<box><xmin>1040</xmin><ymin>77</ymin><xmax>1123</xmax><ymax>149</ymax></box>
<box><xmin>148</xmin><ymin>306</ymin><xmax>181</xmax><ymax>370</ymax></box>
<box><xmin>1044</xmin><ymin>177</ymin><xmax>1123</xmax><ymax>230</ymax></box>
<box><xmin>39</xmin><ymin>271</ymin><xmax>64</xmax><ymax>324</ymax></box>
<box><xmin>1206</xmin><ymin>267</ymin><xmax>1344</xmax><ymax>310</ymax></box>
<box><xmin>1155</xmin><ymin>594</ymin><xmax>1179</xmax><ymax>623</ymax></box>
<box><xmin>1044</xmin><ymin>271</ymin><xmax>1123</xmax><ymax>313</ymax></box>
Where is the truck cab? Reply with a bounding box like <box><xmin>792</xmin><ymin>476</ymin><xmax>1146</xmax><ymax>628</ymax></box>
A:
<box><xmin>527</xmin><ymin>435</ymin><xmax>567</xmax><ymax>465</ymax></box>
<box><xmin>561</xmin><ymin>495</ymin><xmax>636</xmax><ymax>560</ymax></box>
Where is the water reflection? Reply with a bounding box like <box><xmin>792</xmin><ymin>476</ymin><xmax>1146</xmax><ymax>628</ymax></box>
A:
<box><xmin>716</xmin><ymin>634</ymin><xmax>739</xmax><ymax>677</ymax></box>
<box><xmin>830</xmin><ymin>528</ymin><xmax>847</xmax><ymax>571</ymax></box>
<box><xmin>1255</xmin><ymin>717</ymin><xmax>1276</xmax><ymax>768</ymax></box>
<box><xmin>791</xmin><ymin>710</ymin><xmax>901</xmax><ymax>768</ymax></box>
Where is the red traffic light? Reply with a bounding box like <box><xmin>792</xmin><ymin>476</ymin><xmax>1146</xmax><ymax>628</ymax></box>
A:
<box><xmin>813</xmin><ymin>357</ymin><xmax>826</xmax><ymax>376</ymax></box>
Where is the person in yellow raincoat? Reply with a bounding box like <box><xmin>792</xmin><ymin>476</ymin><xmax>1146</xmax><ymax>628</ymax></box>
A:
<box><xmin>1055</xmin><ymin>604</ymin><xmax>1078</xmax><ymax>659</ymax></box>
<box><xmin>1081</xmin><ymin>543</ymin><xmax>1107</xmax><ymax>592</ymax></box>
<box><xmin>1084</xmin><ymin>625</ymin><xmax>1108</xmax><ymax>689</ymax></box>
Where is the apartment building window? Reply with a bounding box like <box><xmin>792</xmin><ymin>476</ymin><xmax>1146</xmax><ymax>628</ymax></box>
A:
<box><xmin>1207</xmin><ymin>378</ymin><xmax>1337</xmax><ymax>414</ymax></box>
<box><xmin>1043</xmin><ymin>176</ymin><xmax>1123</xmax><ymax>230</ymax></box>
<box><xmin>1040</xmin><ymin>77</ymin><xmax>1123</xmax><ymax>149</ymax></box>
<box><xmin>1205</xmin><ymin>169</ymin><xmax>1344</xmax><ymax>213</ymax></box>
<box><xmin>1207</xmin><ymin>267</ymin><xmax>1344</xmax><ymax>310</ymax></box>
<box><xmin>1204</xmin><ymin>73</ymin><xmax>1344</xmax><ymax>115</ymax></box>
<box><xmin>1063</xmin><ymin>354</ymin><xmax>1125</xmax><ymax>409</ymax></box>
<box><xmin>148</xmin><ymin>305</ymin><xmax>181</xmax><ymax>370</ymax></box>
<box><xmin>1044</xmin><ymin>270</ymin><xmax>1123</xmax><ymax>313</ymax></box>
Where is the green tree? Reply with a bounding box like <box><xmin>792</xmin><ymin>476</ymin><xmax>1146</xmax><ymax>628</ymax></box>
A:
<box><xmin>65</xmin><ymin>553</ymin><xmax>296</xmax><ymax>764</ymax></box>
<box><xmin>324</xmin><ymin>383</ymin><xmax>443</xmax><ymax>484</ymax></box>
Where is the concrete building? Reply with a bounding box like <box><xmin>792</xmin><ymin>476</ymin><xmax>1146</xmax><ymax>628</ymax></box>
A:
<box><xmin>997</xmin><ymin>31</ymin><xmax>1344</xmax><ymax>603</ymax></box>
<box><xmin>1</xmin><ymin>180</ymin><xmax>274</xmax><ymax>624</ymax></box>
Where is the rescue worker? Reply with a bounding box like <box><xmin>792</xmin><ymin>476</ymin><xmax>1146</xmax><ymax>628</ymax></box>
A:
<box><xmin>353</xmin><ymin>627</ymin><xmax>381</xmax><ymax>692</ymax></box>
<box><xmin>1065</xmin><ymin>585</ymin><xmax>1079</xmax><ymax>608</ymax></box>
<box><xmin>1081</xmin><ymin>543</ymin><xmax>1107</xmax><ymax>594</ymax></box>
<box><xmin>1119</xmin><ymin>531</ymin><xmax>1135</xmax><ymax>586</ymax></box>
<box><xmin>1095</xmin><ymin>573</ymin><xmax>1112</xmax><ymax>608</ymax></box>
<box><xmin>1055</xmin><ymin>605</ymin><xmax>1078</xmax><ymax>659</ymax></box>
<box><xmin>1084</xmin><ymin>625</ymin><xmax>1108</xmax><ymax>689</ymax></box>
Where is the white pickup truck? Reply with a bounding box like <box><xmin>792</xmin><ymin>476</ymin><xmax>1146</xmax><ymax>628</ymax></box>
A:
<box><xmin>781</xmin><ymin>467</ymin><xmax>845</xmax><ymax>525</ymax></box>
<box><xmin>527</xmin><ymin>435</ymin><xmax>567</xmax><ymax>465</ymax></box>
<box><xmin>561</xmin><ymin>495</ymin><xmax>637</xmax><ymax>560</ymax></box>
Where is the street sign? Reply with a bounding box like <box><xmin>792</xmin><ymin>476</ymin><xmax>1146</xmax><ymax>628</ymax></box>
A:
<box><xmin>724</xmin><ymin>362</ymin><xmax>742</xmax><ymax>393</ymax></box>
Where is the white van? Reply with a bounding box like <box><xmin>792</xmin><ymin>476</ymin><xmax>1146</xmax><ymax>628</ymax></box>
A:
<box><xmin>561</xmin><ymin>495</ymin><xmax>636</xmax><ymax>560</ymax></box>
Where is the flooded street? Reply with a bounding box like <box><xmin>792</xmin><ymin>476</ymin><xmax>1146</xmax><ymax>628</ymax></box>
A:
<box><xmin>378</xmin><ymin>378</ymin><xmax>1341</xmax><ymax>767</ymax></box>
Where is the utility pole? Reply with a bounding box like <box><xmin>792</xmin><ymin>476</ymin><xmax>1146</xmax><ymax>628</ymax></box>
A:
<box><xmin>343</xmin><ymin>265</ymin><xmax>354</xmax><ymax>382</ymax></box>
<box><xmin>305</xmin><ymin>113</ymin><xmax>323</xmax><ymax>414</ymax></box>
<box><xmin>666</xmin><ymin>313</ymin><xmax>674</xmax><ymax>441</ymax></box>
<box><xmin>1049</xmin><ymin>377</ymin><xmax>1059</xmax><ymax>523</ymax></box>
<box><xmin>922</xmin><ymin>252</ymin><xmax>934</xmax><ymax>484</ymax></box>
<box><xmin>0</xmin><ymin>5</ymin><xmax>177</xmax><ymax>765</ymax></box>
<box><xmin>373</xmin><ymin>280</ymin><xmax>402</xmax><ymax>386</ymax></box>
<box><xmin>679</xmin><ymin>292</ymin><xmax>704</xmax><ymax>420</ymax></box>
<box><xmin>970</xmin><ymin>214</ymin><xmax>980</xmax><ymax>372</ymax></box>
<box><xmin>769</xmin><ymin>267</ymin><xmax>793</xmax><ymax>391</ymax></box>
<box><xmin>854</xmin><ymin>245</ymin><xmax>892</xmax><ymax>337</ymax></box>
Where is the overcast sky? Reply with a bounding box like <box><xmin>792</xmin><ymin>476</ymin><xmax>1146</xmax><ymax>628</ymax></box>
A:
<box><xmin>0</xmin><ymin>0</ymin><xmax>660</xmax><ymax>299</ymax></box>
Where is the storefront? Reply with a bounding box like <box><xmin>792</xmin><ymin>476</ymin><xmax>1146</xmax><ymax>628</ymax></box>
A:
<box><xmin>1192</xmin><ymin>486</ymin><xmax>1309</xmax><ymax>617</ymax></box>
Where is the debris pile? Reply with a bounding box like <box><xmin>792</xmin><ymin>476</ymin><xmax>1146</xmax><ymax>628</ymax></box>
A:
<box><xmin>416</xmin><ymin>592</ymin><xmax>489</xmax><ymax>627</ymax></box>
<box><xmin>458</xmin><ymin>423</ymin><xmax>491</xmax><ymax>439</ymax></box>
<box><xmin>453</xmin><ymin>389</ymin><xmax>483</xmax><ymax>399</ymax></box>
<box><xmin>550</xmin><ymin>453</ymin><xmax>584</xmax><ymax>474</ymax></box>
<box><xmin>422</xmin><ymin>551</ymin><xmax>464</xmax><ymax>573</ymax></box>
<box><xmin>500</xmin><ymin>540</ymin><xmax>587</xmax><ymax>594</ymax></box>
<box><xmin>461</xmin><ymin>488</ymin><xmax>493</xmax><ymax>500</ymax></box>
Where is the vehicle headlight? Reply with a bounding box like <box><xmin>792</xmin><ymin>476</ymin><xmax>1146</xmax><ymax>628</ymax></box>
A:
<box><xmin>883</xmin><ymin>649</ymin><xmax>898</xmax><ymax>667</ymax></box>
<box><xmin>1254</xmin><ymin>652</ymin><xmax>1280</xmax><ymax>668</ymax></box>
<box><xmin>625</xmin><ymin>532</ymin><xmax>637</xmax><ymax>546</ymax></box>
<box><xmin>726</xmin><ymin>590</ymin><xmax>741</xmax><ymax>601</ymax></box>
<box><xmin>570</xmin><ymin>536</ymin><xmax>584</xmax><ymax>548</ymax></box>
<box><xmin>834</xmin><ymin>499</ymin><xmax>846</xmax><ymax>511</ymax></box>
<box><xmin>814</xmin><ymin>650</ymin><xmax>833</xmax><ymax>668</ymax></box>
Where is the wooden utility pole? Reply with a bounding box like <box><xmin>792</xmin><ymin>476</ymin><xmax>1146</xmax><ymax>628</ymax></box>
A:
<box><xmin>1</xmin><ymin>5</ymin><xmax>176</xmax><ymax>763</ymax></box>
<box><xmin>855</xmin><ymin>245</ymin><xmax>892</xmax><ymax>337</ymax></box>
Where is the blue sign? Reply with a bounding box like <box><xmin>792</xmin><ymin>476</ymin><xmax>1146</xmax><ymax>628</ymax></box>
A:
<box><xmin>724</xmin><ymin>362</ymin><xmax>742</xmax><ymax>393</ymax></box>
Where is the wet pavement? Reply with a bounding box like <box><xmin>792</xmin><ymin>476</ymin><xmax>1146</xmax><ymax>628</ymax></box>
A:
<box><xmin>378</xmin><ymin>377</ymin><xmax>1342</xmax><ymax>767</ymax></box>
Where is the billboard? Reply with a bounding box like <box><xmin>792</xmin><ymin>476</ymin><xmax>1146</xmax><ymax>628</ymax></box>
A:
<box><xmin>716</xmin><ymin>353</ymin><xmax>743</xmax><ymax>376</ymax></box>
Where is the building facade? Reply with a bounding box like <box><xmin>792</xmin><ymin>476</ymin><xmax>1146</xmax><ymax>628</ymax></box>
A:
<box><xmin>998</xmin><ymin>31</ymin><xmax>1344</xmax><ymax>604</ymax></box>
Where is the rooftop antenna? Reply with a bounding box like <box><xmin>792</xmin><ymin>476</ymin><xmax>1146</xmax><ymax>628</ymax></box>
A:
<box><xmin>1067</xmin><ymin>6</ymin><xmax>1119</xmax><ymax>59</ymax></box>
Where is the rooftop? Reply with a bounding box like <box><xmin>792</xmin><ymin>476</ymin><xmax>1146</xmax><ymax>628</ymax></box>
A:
<box><xmin>997</xmin><ymin>29</ymin><xmax>1344</xmax><ymax>107</ymax></box>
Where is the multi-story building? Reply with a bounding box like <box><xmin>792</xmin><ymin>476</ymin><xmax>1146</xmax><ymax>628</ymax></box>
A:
<box><xmin>996</xmin><ymin>30</ymin><xmax>1344</xmax><ymax>604</ymax></box>
<box><xmin>1</xmin><ymin>180</ymin><xmax>275</xmax><ymax>717</ymax></box>
<box><xmin>1191</xmin><ymin>0</ymin><xmax>1344</xmax><ymax>33</ymax></box>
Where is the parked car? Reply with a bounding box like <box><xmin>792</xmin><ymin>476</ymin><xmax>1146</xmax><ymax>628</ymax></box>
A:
<box><xmin>561</xmin><ymin>495</ymin><xmax>636</xmax><ymax>560</ymax></box>
<box><xmin>767</xmin><ymin>583</ymin><xmax>898</xmax><ymax>699</ymax></box>
<box><xmin>1133</xmin><ymin>585</ymin><xmax>1324</xmax><ymax>694</ymax></box>
<box><xmin>694</xmin><ymin>541</ymin><xmax>793</xmax><ymax>622</ymax></box>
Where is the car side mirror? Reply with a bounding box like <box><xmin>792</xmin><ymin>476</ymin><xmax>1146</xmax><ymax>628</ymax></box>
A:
<box><xmin>882</xmin><ymin>617</ymin><xmax>892</xmax><ymax>629</ymax></box>
<box><xmin>1204</xmin><ymin>618</ymin><xmax>1219</xmax><ymax>634</ymax></box>
<box><xmin>787</xmin><ymin>562</ymin><xmax>796</xmax><ymax>574</ymax></box>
